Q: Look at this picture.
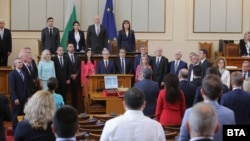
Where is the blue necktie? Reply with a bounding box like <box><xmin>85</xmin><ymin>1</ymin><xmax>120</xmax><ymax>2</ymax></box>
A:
<box><xmin>156</xmin><ymin>58</ymin><xmax>160</xmax><ymax>68</ymax></box>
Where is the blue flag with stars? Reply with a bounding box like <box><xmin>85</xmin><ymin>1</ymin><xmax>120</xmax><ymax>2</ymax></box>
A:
<box><xmin>102</xmin><ymin>0</ymin><xmax>117</xmax><ymax>50</ymax></box>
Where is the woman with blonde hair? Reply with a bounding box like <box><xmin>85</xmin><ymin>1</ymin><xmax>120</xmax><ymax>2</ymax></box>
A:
<box><xmin>135</xmin><ymin>55</ymin><xmax>152</xmax><ymax>82</ymax></box>
<box><xmin>38</xmin><ymin>49</ymin><xmax>55</xmax><ymax>90</ymax></box>
<box><xmin>14</xmin><ymin>90</ymin><xmax>56</xmax><ymax>141</ymax></box>
<box><xmin>240</xmin><ymin>31</ymin><xmax>250</xmax><ymax>56</ymax></box>
<box><xmin>214</xmin><ymin>57</ymin><xmax>230</xmax><ymax>88</ymax></box>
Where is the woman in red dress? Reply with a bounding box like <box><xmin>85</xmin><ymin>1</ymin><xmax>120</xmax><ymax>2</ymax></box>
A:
<box><xmin>155</xmin><ymin>73</ymin><xmax>186</xmax><ymax>126</ymax></box>
<box><xmin>81</xmin><ymin>48</ymin><xmax>96</xmax><ymax>96</ymax></box>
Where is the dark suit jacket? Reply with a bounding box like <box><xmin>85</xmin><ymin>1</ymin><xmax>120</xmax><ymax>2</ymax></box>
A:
<box><xmin>151</xmin><ymin>56</ymin><xmax>169</xmax><ymax>87</ymax></box>
<box><xmin>14</xmin><ymin>120</ymin><xmax>55</xmax><ymax>141</ymax></box>
<box><xmin>0</xmin><ymin>94</ymin><xmax>11</xmax><ymax>141</ymax></box>
<box><xmin>179</xmin><ymin>80</ymin><xmax>197</xmax><ymax>109</ymax></box>
<box><xmin>41</xmin><ymin>27</ymin><xmax>60</xmax><ymax>54</ymax></box>
<box><xmin>169</xmin><ymin>60</ymin><xmax>188</xmax><ymax>75</ymax></box>
<box><xmin>117</xmin><ymin>30</ymin><xmax>136</xmax><ymax>52</ymax></box>
<box><xmin>193</xmin><ymin>84</ymin><xmax>229</xmax><ymax>104</ymax></box>
<box><xmin>221</xmin><ymin>89</ymin><xmax>250</xmax><ymax>124</ymax></box>
<box><xmin>97</xmin><ymin>60</ymin><xmax>115</xmax><ymax>74</ymax></box>
<box><xmin>134</xmin><ymin>79</ymin><xmax>160</xmax><ymax>115</ymax></box>
<box><xmin>239</xmin><ymin>39</ymin><xmax>248</xmax><ymax>56</ymax></box>
<box><xmin>200</xmin><ymin>59</ymin><xmax>211</xmax><ymax>78</ymax></box>
<box><xmin>64</xmin><ymin>53</ymin><xmax>81</xmax><ymax>76</ymax></box>
<box><xmin>191</xmin><ymin>77</ymin><xmax>202</xmax><ymax>87</ymax></box>
<box><xmin>86</xmin><ymin>24</ymin><xmax>108</xmax><ymax>54</ymax></box>
<box><xmin>68</xmin><ymin>30</ymin><xmax>86</xmax><ymax>52</ymax></box>
<box><xmin>114</xmin><ymin>58</ymin><xmax>133</xmax><ymax>74</ymax></box>
<box><xmin>8</xmin><ymin>69</ymin><xmax>30</xmax><ymax>102</ymax></box>
<box><xmin>0</xmin><ymin>28</ymin><xmax>12</xmax><ymax>53</ymax></box>
<box><xmin>52</xmin><ymin>56</ymin><xmax>71</xmax><ymax>83</ymax></box>
<box><xmin>134</xmin><ymin>55</ymin><xmax>152</xmax><ymax>72</ymax></box>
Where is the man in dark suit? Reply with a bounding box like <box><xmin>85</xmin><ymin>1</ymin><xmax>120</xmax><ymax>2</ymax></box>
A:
<box><xmin>19</xmin><ymin>47</ymin><xmax>38</xmax><ymax>94</ymax></box>
<box><xmin>87</xmin><ymin>15</ymin><xmax>108</xmax><ymax>54</ymax></box>
<box><xmin>9</xmin><ymin>58</ymin><xmax>30</xmax><ymax>134</ymax></box>
<box><xmin>241</xmin><ymin>60</ymin><xmax>250</xmax><ymax>79</ymax></box>
<box><xmin>134</xmin><ymin>45</ymin><xmax>152</xmax><ymax>72</ymax></box>
<box><xmin>188</xmin><ymin>53</ymin><xmax>199</xmax><ymax>81</ymax></box>
<box><xmin>151</xmin><ymin>47</ymin><xmax>168</xmax><ymax>88</ymax></box>
<box><xmin>41</xmin><ymin>17</ymin><xmax>60</xmax><ymax>55</ymax></box>
<box><xmin>0</xmin><ymin>19</ymin><xmax>12</xmax><ymax>66</ymax></box>
<box><xmin>178</xmin><ymin>69</ymin><xmax>197</xmax><ymax>109</ymax></box>
<box><xmin>169</xmin><ymin>50</ymin><xmax>188</xmax><ymax>75</ymax></box>
<box><xmin>97</xmin><ymin>48</ymin><xmax>114</xmax><ymax>74</ymax></box>
<box><xmin>52</xmin><ymin>47</ymin><xmax>71</xmax><ymax>104</ymax></box>
<box><xmin>0</xmin><ymin>93</ymin><xmax>11</xmax><ymax>141</ymax></box>
<box><xmin>221</xmin><ymin>71</ymin><xmax>250</xmax><ymax>124</ymax></box>
<box><xmin>134</xmin><ymin>68</ymin><xmax>160</xmax><ymax>116</ymax></box>
<box><xmin>191</xmin><ymin>65</ymin><xmax>203</xmax><ymax>87</ymax></box>
<box><xmin>114</xmin><ymin>48</ymin><xmax>133</xmax><ymax>74</ymax></box>
<box><xmin>199</xmin><ymin>49</ymin><xmax>211</xmax><ymax>78</ymax></box>
<box><xmin>187</xmin><ymin>102</ymin><xmax>219</xmax><ymax>141</ymax></box>
<box><xmin>64</xmin><ymin>43</ymin><xmax>81</xmax><ymax>110</ymax></box>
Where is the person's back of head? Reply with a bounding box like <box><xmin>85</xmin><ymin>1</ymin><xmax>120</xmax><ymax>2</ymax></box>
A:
<box><xmin>164</xmin><ymin>73</ymin><xmax>181</xmax><ymax>103</ymax></box>
<box><xmin>206</xmin><ymin>67</ymin><xmax>221</xmax><ymax>77</ymax></box>
<box><xmin>179</xmin><ymin>68</ymin><xmax>189</xmax><ymax>80</ymax></box>
<box><xmin>124</xmin><ymin>87</ymin><xmax>145</xmax><ymax>110</ymax></box>
<box><xmin>47</xmin><ymin>77</ymin><xmax>58</xmax><ymax>92</ymax></box>
<box><xmin>201</xmin><ymin>74</ymin><xmax>223</xmax><ymax>101</ymax></box>
<box><xmin>52</xmin><ymin>105</ymin><xmax>78</xmax><ymax>138</ymax></box>
<box><xmin>231</xmin><ymin>71</ymin><xmax>244</xmax><ymax>87</ymax></box>
<box><xmin>143</xmin><ymin>68</ymin><xmax>152</xmax><ymax>79</ymax></box>
<box><xmin>193</xmin><ymin>65</ymin><xmax>202</xmax><ymax>77</ymax></box>
<box><xmin>187</xmin><ymin>102</ymin><xmax>219</xmax><ymax>138</ymax></box>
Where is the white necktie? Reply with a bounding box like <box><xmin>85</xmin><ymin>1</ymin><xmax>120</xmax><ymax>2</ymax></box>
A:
<box><xmin>175</xmin><ymin>61</ymin><xmax>179</xmax><ymax>73</ymax></box>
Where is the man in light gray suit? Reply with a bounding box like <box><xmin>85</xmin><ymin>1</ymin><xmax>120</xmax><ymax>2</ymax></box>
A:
<box><xmin>41</xmin><ymin>17</ymin><xmax>60</xmax><ymax>55</ymax></box>
<box><xmin>179</xmin><ymin>74</ymin><xmax>235</xmax><ymax>141</ymax></box>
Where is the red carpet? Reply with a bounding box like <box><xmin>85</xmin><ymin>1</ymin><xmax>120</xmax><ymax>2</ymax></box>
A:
<box><xmin>5</xmin><ymin>127</ymin><xmax>14</xmax><ymax>141</ymax></box>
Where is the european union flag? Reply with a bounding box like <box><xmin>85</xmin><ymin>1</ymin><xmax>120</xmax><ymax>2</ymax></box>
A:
<box><xmin>102</xmin><ymin>0</ymin><xmax>117</xmax><ymax>50</ymax></box>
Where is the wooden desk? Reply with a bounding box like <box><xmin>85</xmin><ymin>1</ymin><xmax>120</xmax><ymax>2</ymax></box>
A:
<box><xmin>0</xmin><ymin>66</ymin><xmax>13</xmax><ymax>96</ymax></box>
<box><xmin>225</xmin><ymin>57</ymin><xmax>250</xmax><ymax>68</ymax></box>
<box><xmin>90</xmin><ymin>92</ymin><xmax>124</xmax><ymax>114</ymax></box>
<box><xmin>88</xmin><ymin>74</ymin><xmax>134</xmax><ymax>114</ymax></box>
<box><xmin>88</xmin><ymin>74</ymin><xmax>134</xmax><ymax>92</ymax></box>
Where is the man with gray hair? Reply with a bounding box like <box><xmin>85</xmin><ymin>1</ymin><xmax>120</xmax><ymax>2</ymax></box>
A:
<box><xmin>134</xmin><ymin>68</ymin><xmax>160</xmax><ymax>116</ymax></box>
<box><xmin>0</xmin><ymin>19</ymin><xmax>12</xmax><ymax>66</ymax></box>
<box><xmin>187</xmin><ymin>102</ymin><xmax>219</xmax><ymax>141</ymax></box>
<box><xmin>169</xmin><ymin>50</ymin><xmax>187</xmax><ymax>75</ymax></box>
<box><xmin>100</xmin><ymin>87</ymin><xmax>165</xmax><ymax>141</ymax></box>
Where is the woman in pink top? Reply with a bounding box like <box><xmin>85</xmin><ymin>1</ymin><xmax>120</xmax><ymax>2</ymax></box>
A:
<box><xmin>155</xmin><ymin>73</ymin><xmax>186</xmax><ymax>126</ymax></box>
<box><xmin>81</xmin><ymin>48</ymin><xmax>96</xmax><ymax>96</ymax></box>
<box><xmin>135</xmin><ymin>55</ymin><xmax>152</xmax><ymax>82</ymax></box>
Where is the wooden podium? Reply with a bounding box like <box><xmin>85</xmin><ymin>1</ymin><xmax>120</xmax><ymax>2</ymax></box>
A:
<box><xmin>88</xmin><ymin>74</ymin><xmax>134</xmax><ymax>114</ymax></box>
<box><xmin>225</xmin><ymin>57</ymin><xmax>250</xmax><ymax>68</ymax></box>
<box><xmin>0</xmin><ymin>66</ymin><xmax>13</xmax><ymax>96</ymax></box>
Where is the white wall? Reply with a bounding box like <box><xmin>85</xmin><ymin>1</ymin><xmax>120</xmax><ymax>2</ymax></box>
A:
<box><xmin>0</xmin><ymin>0</ymin><xmax>250</xmax><ymax>66</ymax></box>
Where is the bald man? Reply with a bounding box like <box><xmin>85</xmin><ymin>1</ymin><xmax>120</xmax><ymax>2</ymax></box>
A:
<box><xmin>87</xmin><ymin>15</ymin><xmax>108</xmax><ymax>54</ymax></box>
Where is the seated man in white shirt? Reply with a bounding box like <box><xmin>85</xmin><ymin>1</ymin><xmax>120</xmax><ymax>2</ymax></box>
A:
<box><xmin>100</xmin><ymin>87</ymin><xmax>166</xmax><ymax>141</ymax></box>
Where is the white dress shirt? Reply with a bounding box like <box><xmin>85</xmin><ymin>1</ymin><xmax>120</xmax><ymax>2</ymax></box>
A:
<box><xmin>100</xmin><ymin>110</ymin><xmax>166</xmax><ymax>141</ymax></box>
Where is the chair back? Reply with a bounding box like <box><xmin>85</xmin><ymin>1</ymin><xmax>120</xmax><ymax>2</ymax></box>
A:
<box><xmin>110</xmin><ymin>40</ymin><xmax>119</xmax><ymax>54</ymax></box>
<box><xmin>223</xmin><ymin>43</ymin><xmax>240</xmax><ymax>56</ymax></box>
<box><xmin>136</xmin><ymin>40</ymin><xmax>148</xmax><ymax>52</ymax></box>
<box><xmin>199</xmin><ymin>42</ymin><xmax>213</xmax><ymax>61</ymax></box>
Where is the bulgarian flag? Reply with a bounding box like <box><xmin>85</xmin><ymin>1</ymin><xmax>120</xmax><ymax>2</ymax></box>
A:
<box><xmin>60</xmin><ymin>0</ymin><xmax>77</xmax><ymax>51</ymax></box>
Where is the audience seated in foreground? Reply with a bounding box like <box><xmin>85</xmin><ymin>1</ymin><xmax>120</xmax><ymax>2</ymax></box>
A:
<box><xmin>187</xmin><ymin>102</ymin><xmax>220</xmax><ymax>141</ymax></box>
<box><xmin>100</xmin><ymin>87</ymin><xmax>166</xmax><ymax>141</ymax></box>
<box><xmin>14</xmin><ymin>90</ymin><xmax>56</xmax><ymax>141</ymax></box>
<box><xmin>52</xmin><ymin>105</ymin><xmax>79</xmax><ymax>141</ymax></box>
